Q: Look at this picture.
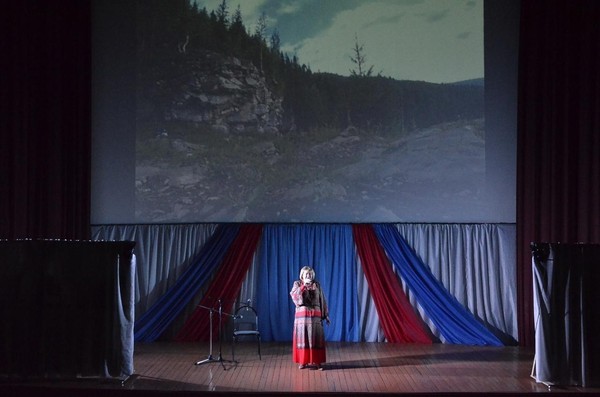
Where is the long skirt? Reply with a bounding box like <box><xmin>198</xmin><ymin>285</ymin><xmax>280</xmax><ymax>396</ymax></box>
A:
<box><xmin>292</xmin><ymin>306</ymin><xmax>326</xmax><ymax>365</ymax></box>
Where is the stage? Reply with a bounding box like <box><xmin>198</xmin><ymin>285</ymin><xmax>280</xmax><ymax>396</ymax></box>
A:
<box><xmin>2</xmin><ymin>342</ymin><xmax>599</xmax><ymax>396</ymax></box>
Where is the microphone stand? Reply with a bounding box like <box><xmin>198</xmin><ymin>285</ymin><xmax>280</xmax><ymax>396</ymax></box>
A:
<box><xmin>194</xmin><ymin>299</ymin><xmax>235</xmax><ymax>370</ymax></box>
<box><xmin>194</xmin><ymin>304</ymin><xmax>216</xmax><ymax>366</ymax></box>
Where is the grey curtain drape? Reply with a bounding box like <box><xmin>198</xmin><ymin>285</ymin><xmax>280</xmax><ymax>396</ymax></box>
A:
<box><xmin>531</xmin><ymin>242</ymin><xmax>600</xmax><ymax>387</ymax></box>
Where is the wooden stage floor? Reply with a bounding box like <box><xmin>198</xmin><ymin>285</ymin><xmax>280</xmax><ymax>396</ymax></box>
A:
<box><xmin>2</xmin><ymin>341</ymin><xmax>599</xmax><ymax>396</ymax></box>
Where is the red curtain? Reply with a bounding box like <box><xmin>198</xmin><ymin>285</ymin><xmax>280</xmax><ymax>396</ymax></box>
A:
<box><xmin>516</xmin><ymin>0</ymin><xmax>600</xmax><ymax>347</ymax></box>
<box><xmin>352</xmin><ymin>225</ymin><xmax>432</xmax><ymax>344</ymax></box>
<box><xmin>175</xmin><ymin>224</ymin><xmax>263</xmax><ymax>342</ymax></box>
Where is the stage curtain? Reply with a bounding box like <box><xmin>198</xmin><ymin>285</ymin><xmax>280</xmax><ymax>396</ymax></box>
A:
<box><xmin>133</xmin><ymin>224</ymin><xmax>240</xmax><ymax>342</ymax></box>
<box><xmin>256</xmin><ymin>224</ymin><xmax>360</xmax><ymax>342</ymax></box>
<box><xmin>175</xmin><ymin>224</ymin><xmax>263</xmax><ymax>342</ymax></box>
<box><xmin>1</xmin><ymin>0</ymin><xmax>91</xmax><ymax>240</ymax></box>
<box><xmin>395</xmin><ymin>223</ymin><xmax>517</xmax><ymax>344</ymax></box>
<box><xmin>353</xmin><ymin>225</ymin><xmax>432</xmax><ymax>344</ymax></box>
<box><xmin>531</xmin><ymin>243</ymin><xmax>600</xmax><ymax>387</ymax></box>
<box><xmin>516</xmin><ymin>0</ymin><xmax>600</xmax><ymax>347</ymax></box>
<box><xmin>92</xmin><ymin>223</ymin><xmax>219</xmax><ymax>323</ymax></box>
<box><xmin>374</xmin><ymin>224</ymin><xmax>503</xmax><ymax>346</ymax></box>
<box><xmin>93</xmin><ymin>223</ymin><xmax>517</xmax><ymax>343</ymax></box>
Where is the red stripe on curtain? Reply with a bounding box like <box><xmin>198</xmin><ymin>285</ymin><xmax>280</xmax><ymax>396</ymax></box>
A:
<box><xmin>353</xmin><ymin>224</ymin><xmax>432</xmax><ymax>344</ymax></box>
<box><xmin>175</xmin><ymin>224</ymin><xmax>263</xmax><ymax>342</ymax></box>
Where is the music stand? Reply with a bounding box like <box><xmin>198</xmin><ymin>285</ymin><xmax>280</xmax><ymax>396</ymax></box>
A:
<box><xmin>194</xmin><ymin>299</ymin><xmax>235</xmax><ymax>370</ymax></box>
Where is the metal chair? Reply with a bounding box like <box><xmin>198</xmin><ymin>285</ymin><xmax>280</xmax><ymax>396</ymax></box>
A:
<box><xmin>231</xmin><ymin>302</ymin><xmax>261</xmax><ymax>362</ymax></box>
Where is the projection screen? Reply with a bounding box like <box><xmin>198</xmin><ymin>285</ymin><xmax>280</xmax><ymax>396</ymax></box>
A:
<box><xmin>92</xmin><ymin>0</ymin><xmax>518</xmax><ymax>224</ymax></box>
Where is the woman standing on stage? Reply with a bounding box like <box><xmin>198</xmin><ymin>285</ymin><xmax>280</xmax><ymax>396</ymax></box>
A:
<box><xmin>290</xmin><ymin>266</ymin><xmax>330</xmax><ymax>370</ymax></box>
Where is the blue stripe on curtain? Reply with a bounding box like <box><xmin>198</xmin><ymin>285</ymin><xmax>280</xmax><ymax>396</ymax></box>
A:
<box><xmin>374</xmin><ymin>224</ymin><xmax>503</xmax><ymax>346</ymax></box>
<box><xmin>134</xmin><ymin>224</ymin><xmax>240</xmax><ymax>342</ymax></box>
<box><xmin>256</xmin><ymin>224</ymin><xmax>359</xmax><ymax>342</ymax></box>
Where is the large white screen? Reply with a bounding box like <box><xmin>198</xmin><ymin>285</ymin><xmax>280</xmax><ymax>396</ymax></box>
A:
<box><xmin>92</xmin><ymin>0</ymin><xmax>518</xmax><ymax>224</ymax></box>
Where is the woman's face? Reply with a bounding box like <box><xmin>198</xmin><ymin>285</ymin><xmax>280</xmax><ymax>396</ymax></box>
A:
<box><xmin>302</xmin><ymin>271</ymin><xmax>314</xmax><ymax>284</ymax></box>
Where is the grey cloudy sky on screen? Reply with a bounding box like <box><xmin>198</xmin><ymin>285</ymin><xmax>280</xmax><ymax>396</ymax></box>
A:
<box><xmin>196</xmin><ymin>0</ymin><xmax>483</xmax><ymax>83</ymax></box>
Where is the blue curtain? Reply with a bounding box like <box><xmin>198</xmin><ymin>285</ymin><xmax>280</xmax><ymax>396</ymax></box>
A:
<box><xmin>374</xmin><ymin>224</ymin><xmax>503</xmax><ymax>346</ymax></box>
<box><xmin>256</xmin><ymin>224</ymin><xmax>359</xmax><ymax>342</ymax></box>
<box><xmin>134</xmin><ymin>224</ymin><xmax>240</xmax><ymax>342</ymax></box>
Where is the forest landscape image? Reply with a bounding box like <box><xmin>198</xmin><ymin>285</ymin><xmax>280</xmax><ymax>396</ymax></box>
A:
<box><xmin>135</xmin><ymin>0</ymin><xmax>485</xmax><ymax>223</ymax></box>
